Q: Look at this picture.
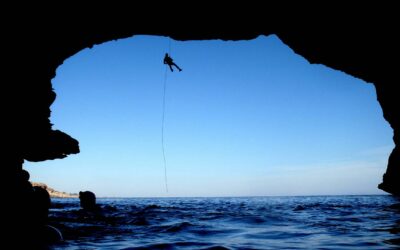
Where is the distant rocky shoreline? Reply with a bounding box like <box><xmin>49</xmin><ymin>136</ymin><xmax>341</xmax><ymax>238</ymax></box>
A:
<box><xmin>31</xmin><ymin>182</ymin><xmax>78</xmax><ymax>198</ymax></box>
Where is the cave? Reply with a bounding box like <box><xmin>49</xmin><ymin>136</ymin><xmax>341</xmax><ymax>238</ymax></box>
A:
<box><xmin>8</xmin><ymin>9</ymin><xmax>399</xmax><ymax>197</ymax></box>
<box><xmin>24</xmin><ymin>34</ymin><xmax>392</xmax><ymax>197</ymax></box>
<box><xmin>5</xmin><ymin>6</ymin><xmax>400</xmax><ymax>247</ymax></box>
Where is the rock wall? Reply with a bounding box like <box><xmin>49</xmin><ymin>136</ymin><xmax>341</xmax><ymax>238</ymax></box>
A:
<box><xmin>5</xmin><ymin>5</ymin><xmax>399</xmax><ymax>195</ymax></box>
<box><xmin>31</xmin><ymin>182</ymin><xmax>78</xmax><ymax>198</ymax></box>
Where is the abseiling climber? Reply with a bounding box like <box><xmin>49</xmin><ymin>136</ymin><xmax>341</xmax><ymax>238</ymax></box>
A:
<box><xmin>163</xmin><ymin>53</ymin><xmax>182</xmax><ymax>72</ymax></box>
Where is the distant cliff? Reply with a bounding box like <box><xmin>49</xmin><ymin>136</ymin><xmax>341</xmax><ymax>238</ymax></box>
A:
<box><xmin>32</xmin><ymin>182</ymin><xmax>78</xmax><ymax>198</ymax></box>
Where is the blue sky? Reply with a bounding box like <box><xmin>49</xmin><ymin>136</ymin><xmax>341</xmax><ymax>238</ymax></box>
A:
<box><xmin>25</xmin><ymin>35</ymin><xmax>393</xmax><ymax>197</ymax></box>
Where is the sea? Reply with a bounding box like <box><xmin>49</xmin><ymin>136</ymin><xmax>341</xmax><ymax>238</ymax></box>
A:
<box><xmin>48</xmin><ymin>195</ymin><xmax>400</xmax><ymax>249</ymax></box>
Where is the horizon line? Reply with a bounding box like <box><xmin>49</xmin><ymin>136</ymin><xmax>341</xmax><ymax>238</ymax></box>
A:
<box><xmin>55</xmin><ymin>193</ymin><xmax>389</xmax><ymax>199</ymax></box>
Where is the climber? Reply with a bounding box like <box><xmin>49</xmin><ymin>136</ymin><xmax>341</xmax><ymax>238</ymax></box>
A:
<box><xmin>163</xmin><ymin>53</ymin><xmax>182</xmax><ymax>72</ymax></box>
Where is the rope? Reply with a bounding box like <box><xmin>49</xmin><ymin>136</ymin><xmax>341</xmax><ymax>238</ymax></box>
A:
<box><xmin>161</xmin><ymin>64</ymin><xmax>169</xmax><ymax>193</ymax></box>
<box><xmin>161</xmin><ymin>38</ymin><xmax>172</xmax><ymax>193</ymax></box>
<box><xmin>168</xmin><ymin>38</ymin><xmax>172</xmax><ymax>54</ymax></box>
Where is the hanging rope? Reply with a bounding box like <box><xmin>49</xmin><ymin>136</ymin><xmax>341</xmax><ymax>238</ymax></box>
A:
<box><xmin>161</xmin><ymin>62</ymin><xmax>169</xmax><ymax>193</ymax></box>
<box><xmin>168</xmin><ymin>37</ymin><xmax>172</xmax><ymax>55</ymax></box>
<box><xmin>161</xmin><ymin>38</ymin><xmax>172</xmax><ymax>193</ymax></box>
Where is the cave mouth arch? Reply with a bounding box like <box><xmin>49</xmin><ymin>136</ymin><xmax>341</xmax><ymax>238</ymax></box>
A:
<box><xmin>25</xmin><ymin>35</ymin><xmax>393</xmax><ymax>197</ymax></box>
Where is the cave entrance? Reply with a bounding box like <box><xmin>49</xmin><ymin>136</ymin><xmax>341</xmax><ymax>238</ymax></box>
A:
<box><xmin>25</xmin><ymin>35</ymin><xmax>393</xmax><ymax>197</ymax></box>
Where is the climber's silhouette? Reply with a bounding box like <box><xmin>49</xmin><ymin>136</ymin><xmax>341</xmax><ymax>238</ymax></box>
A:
<box><xmin>164</xmin><ymin>53</ymin><xmax>182</xmax><ymax>72</ymax></box>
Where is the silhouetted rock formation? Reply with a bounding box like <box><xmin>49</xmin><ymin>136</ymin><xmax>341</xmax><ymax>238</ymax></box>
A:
<box><xmin>10</xmin><ymin>169</ymin><xmax>62</xmax><ymax>246</ymax></box>
<box><xmin>32</xmin><ymin>182</ymin><xmax>78</xmax><ymax>198</ymax></box>
<box><xmin>5</xmin><ymin>9</ymin><xmax>400</xmax><ymax>243</ymax></box>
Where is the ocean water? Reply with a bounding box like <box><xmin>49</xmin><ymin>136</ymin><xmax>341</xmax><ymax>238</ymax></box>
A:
<box><xmin>49</xmin><ymin>195</ymin><xmax>400</xmax><ymax>249</ymax></box>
